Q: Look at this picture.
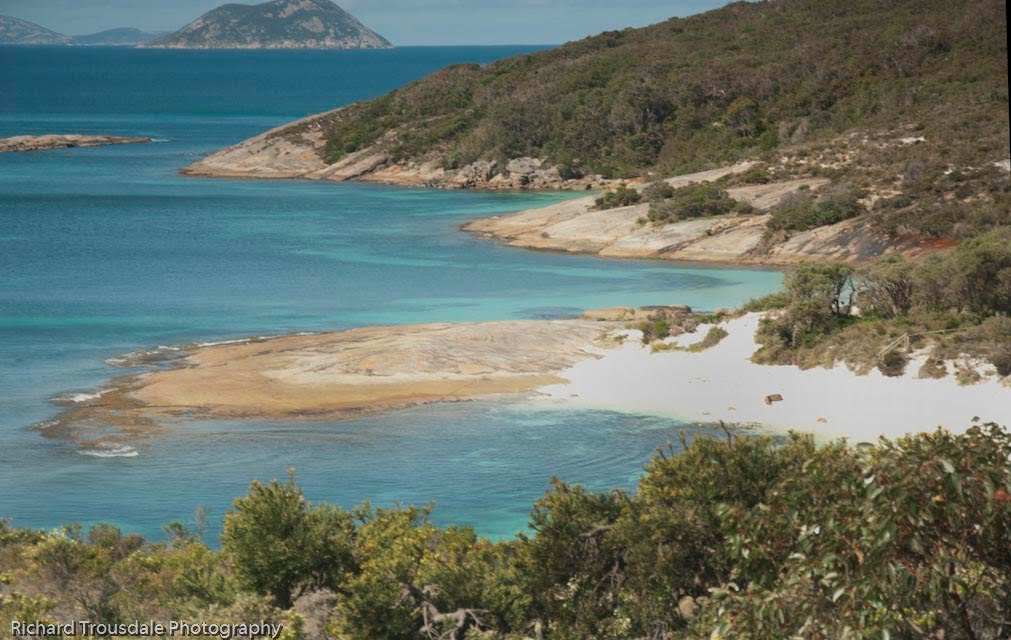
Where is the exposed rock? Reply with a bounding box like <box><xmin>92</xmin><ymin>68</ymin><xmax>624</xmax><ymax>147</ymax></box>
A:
<box><xmin>311</xmin><ymin>151</ymin><xmax>389</xmax><ymax>181</ymax></box>
<box><xmin>581</xmin><ymin>305</ymin><xmax>692</xmax><ymax>322</ymax></box>
<box><xmin>582</xmin><ymin>307</ymin><xmax>636</xmax><ymax>322</ymax></box>
<box><xmin>463</xmin><ymin>163</ymin><xmax>948</xmax><ymax>266</ymax></box>
<box><xmin>0</xmin><ymin>134</ymin><xmax>151</xmax><ymax>153</ymax></box>
<box><xmin>678</xmin><ymin>596</ymin><xmax>700</xmax><ymax>621</ymax></box>
<box><xmin>637</xmin><ymin>305</ymin><xmax>692</xmax><ymax>318</ymax></box>
<box><xmin>505</xmin><ymin>157</ymin><xmax>543</xmax><ymax>175</ymax></box>
<box><xmin>448</xmin><ymin>160</ymin><xmax>498</xmax><ymax>187</ymax></box>
<box><xmin>45</xmin><ymin>320</ymin><xmax>620</xmax><ymax>445</ymax></box>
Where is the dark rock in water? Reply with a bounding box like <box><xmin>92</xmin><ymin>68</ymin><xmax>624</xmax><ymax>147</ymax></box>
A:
<box><xmin>0</xmin><ymin>135</ymin><xmax>152</xmax><ymax>153</ymax></box>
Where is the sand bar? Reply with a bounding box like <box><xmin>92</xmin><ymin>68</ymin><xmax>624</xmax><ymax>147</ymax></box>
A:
<box><xmin>43</xmin><ymin>320</ymin><xmax>619</xmax><ymax>445</ymax></box>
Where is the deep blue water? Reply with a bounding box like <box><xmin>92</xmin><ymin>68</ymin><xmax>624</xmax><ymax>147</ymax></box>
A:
<box><xmin>0</xmin><ymin>47</ymin><xmax>783</xmax><ymax>542</ymax></box>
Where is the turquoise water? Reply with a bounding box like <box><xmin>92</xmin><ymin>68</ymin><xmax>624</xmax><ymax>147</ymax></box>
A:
<box><xmin>0</xmin><ymin>47</ymin><xmax>783</xmax><ymax>541</ymax></box>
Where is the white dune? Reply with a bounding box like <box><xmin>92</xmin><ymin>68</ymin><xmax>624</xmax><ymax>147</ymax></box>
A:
<box><xmin>540</xmin><ymin>313</ymin><xmax>1011</xmax><ymax>442</ymax></box>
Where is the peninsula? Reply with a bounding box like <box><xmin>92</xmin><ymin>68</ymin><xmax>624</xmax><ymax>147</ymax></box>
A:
<box><xmin>0</xmin><ymin>134</ymin><xmax>152</xmax><ymax>153</ymax></box>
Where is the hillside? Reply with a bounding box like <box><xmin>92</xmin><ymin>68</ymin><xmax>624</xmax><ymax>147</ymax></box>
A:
<box><xmin>143</xmin><ymin>0</ymin><xmax>391</xmax><ymax>50</ymax></box>
<box><xmin>187</xmin><ymin>0</ymin><xmax>1008</xmax><ymax>240</ymax></box>
<box><xmin>0</xmin><ymin>15</ymin><xmax>71</xmax><ymax>44</ymax></box>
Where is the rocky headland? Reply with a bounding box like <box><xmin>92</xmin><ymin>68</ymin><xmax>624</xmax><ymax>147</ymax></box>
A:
<box><xmin>182</xmin><ymin>114</ymin><xmax>623</xmax><ymax>191</ymax></box>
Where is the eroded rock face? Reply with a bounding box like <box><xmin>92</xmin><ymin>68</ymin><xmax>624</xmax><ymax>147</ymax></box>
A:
<box><xmin>506</xmin><ymin>157</ymin><xmax>543</xmax><ymax>175</ymax></box>
<box><xmin>448</xmin><ymin>160</ymin><xmax>498</xmax><ymax>187</ymax></box>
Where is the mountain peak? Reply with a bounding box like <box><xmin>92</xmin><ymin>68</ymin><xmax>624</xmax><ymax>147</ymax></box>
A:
<box><xmin>143</xmin><ymin>0</ymin><xmax>392</xmax><ymax>50</ymax></box>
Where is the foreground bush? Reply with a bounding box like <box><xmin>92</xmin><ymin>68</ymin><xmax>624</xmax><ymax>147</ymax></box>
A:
<box><xmin>2</xmin><ymin>424</ymin><xmax>1009</xmax><ymax>639</ymax></box>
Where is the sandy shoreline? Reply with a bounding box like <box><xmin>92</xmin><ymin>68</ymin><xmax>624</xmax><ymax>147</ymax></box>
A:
<box><xmin>43</xmin><ymin>312</ymin><xmax>1009</xmax><ymax>448</ymax></box>
<box><xmin>540</xmin><ymin>314</ymin><xmax>1011</xmax><ymax>442</ymax></box>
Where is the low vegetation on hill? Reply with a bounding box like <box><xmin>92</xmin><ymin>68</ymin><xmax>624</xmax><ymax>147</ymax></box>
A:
<box><xmin>3</xmin><ymin>424</ymin><xmax>1009</xmax><ymax>639</ymax></box>
<box><xmin>310</xmin><ymin>0</ymin><xmax>1006</xmax><ymax>188</ymax></box>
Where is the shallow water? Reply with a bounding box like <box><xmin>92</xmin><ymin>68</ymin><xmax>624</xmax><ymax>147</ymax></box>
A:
<box><xmin>0</xmin><ymin>46</ymin><xmax>783</xmax><ymax>541</ymax></box>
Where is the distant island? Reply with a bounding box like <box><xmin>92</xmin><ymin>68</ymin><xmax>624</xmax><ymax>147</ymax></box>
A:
<box><xmin>0</xmin><ymin>134</ymin><xmax>152</xmax><ymax>153</ymax></box>
<box><xmin>142</xmin><ymin>0</ymin><xmax>392</xmax><ymax>50</ymax></box>
<box><xmin>0</xmin><ymin>15</ymin><xmax>164</xmax><ymax>45</ymax></box>
<box><xmin>1</xmin><ymin>0</ymin><xmax>388</xmax><ymax>49</ymax></box>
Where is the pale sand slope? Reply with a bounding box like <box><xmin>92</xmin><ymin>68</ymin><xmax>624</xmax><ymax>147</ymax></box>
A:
<box><xmin>0</xmin><ymin>134</ymin><xmax>151</xmax><ymax>152</ymax></box>
<box><xmin>463</xmin><ymin>164</ymin><xmax>943</xmax><ymax>266</ymax></box>
<box><xmin>48</xmin><ymin>320</ymin><xmax>618</xmax><ymax>444</ymax></box>
<box><xmin>538</xmin><ymin>314</ymin><xmax>1011</xmax><ymax>442</ymax></box>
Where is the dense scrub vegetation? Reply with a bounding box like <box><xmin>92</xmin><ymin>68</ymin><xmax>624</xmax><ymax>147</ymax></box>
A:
<box><xmin>592</xmin><ymin>186</ymin><xmax>642</xmax><ymax>210</ymax></box>
<box><xmin>764</xmin><ymin>186</ymin><xmax>865</xmax><ymax>235</ymax></box>
<box><xmin>3</xmin><ymin>424</ymin><xmax>1009</xmax><ymax>639</ymax></box>
<box><xmin>748</xmin><ymin>227</ymin><xmax>1011</xmax><ymax>376</ymax></box>
<box><xmin>646</xmin><ymin>181</ymin><xmax>752</xmax><ymax>225</ymax></box>
<box><xmin>311</xmin><ymin>0</ymin><xmax>1007</xmax><ymax>188</ymax></box>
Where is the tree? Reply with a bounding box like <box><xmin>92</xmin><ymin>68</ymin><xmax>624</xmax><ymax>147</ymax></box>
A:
<box><xmin>221</xmin><ymin>472</ymin><xmax>356</xmax><ymax>608</ymax></box>
<box><xmin>761</xmin><ymin>262</ymin><xmax>856</xmax><ymax>349</ymax></box>
<box><xmin>858</xmin><ymin>254</ymin><xmax>917</xmax><ymax>318</ymax></box>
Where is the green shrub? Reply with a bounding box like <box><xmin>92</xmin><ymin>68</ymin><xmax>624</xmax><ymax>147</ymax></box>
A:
<box><xmin>641</xmin><ymin>181</ymin><xmax>675</xmax><ymax>201</ymax></box>
<box><xmin>2</xmin><ymin>425</ymin><xmax>1010</xmax><ymax>640</ymax></box>
<box><xmin>221</xmin><ymin>472</ymin><xmax>356</xmax><ymax>607</ymax></box>
<box><xmin>766</xmin><ymin>189</ymin><xmax>864</xmax><ymax>233</ymax></box>
<box><xmin>647</xmin><ymin>182</ymin><xmax>749</xmax><ymax>224</ymax></box>
<box><xmin>638</xmin><ymin>317</ymin><xmax>671</xmax><ymax>344</ymax></box>
<box><xmin>592</xmin><ymin>186</ymin><xmax>642</xmax><ymax>210</ymax></box>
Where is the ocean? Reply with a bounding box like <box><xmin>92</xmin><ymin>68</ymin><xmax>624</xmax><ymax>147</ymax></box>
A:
<box><xmin>0</xmin><ymin>46</ymin><xmax>783</xmax><ymax>541</ymax></box>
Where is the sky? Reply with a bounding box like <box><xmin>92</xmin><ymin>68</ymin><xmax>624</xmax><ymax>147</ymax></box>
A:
<box><xmin>0</xmin><ymin>0</ymin><xmax>732</xmax><ymax>45</ymax></box>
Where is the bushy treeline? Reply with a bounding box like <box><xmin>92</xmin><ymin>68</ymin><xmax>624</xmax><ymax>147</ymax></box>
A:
<box><xmin>3</xmin><ymin>424</ymin><xmax>1010</xmax><ymax>639</ymax></box>
<box><xmin>312</xmin><ymin>0</ymin><xmax>1006</xmax><ymax>185</ymax></box>
<box><xmin>749</xmin><ymin>228</ymin><xmax>1011</xmax><ymax>376</ymax></box>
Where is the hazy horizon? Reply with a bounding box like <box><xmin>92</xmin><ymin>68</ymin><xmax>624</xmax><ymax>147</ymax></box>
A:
<box><xmin>1</xmin><ymin>0</ymin><xmax>731</xmax><ymax>45</ymax></box>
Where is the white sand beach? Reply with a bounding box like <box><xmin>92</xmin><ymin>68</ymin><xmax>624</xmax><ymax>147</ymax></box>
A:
<box><xmin>539</xmin><ymin>314</ymin><xmax>1011</xmax><ymax>442</ymax></box>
